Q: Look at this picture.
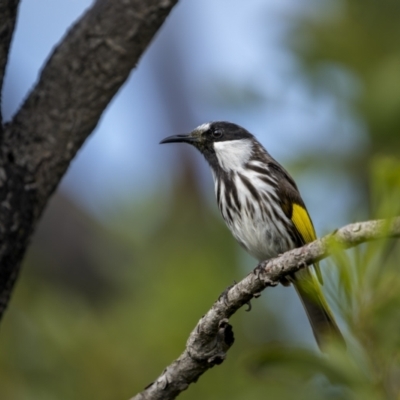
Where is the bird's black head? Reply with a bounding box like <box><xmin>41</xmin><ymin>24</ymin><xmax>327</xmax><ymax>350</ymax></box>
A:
<box><xmin>160</xmin><ymin>122</ymin><xmax>255</xmax><ymax>168</ymax></box>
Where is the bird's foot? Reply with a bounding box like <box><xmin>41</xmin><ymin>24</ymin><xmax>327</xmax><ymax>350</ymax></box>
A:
<box><xmin>253</xmin><ymin>263</ymin><xmax>265</xmax><ymax>280</ymax></box>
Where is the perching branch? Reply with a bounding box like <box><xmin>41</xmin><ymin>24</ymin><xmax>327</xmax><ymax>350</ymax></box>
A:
<box><xmin>0</xmin><ymin>0</ymin><xmax>178</xmax><ymax>318</ymax></box>
<box><xmin>130</xmin><ymin>217</ymin><xmax>400</xmax><ymax>400</ymax></box>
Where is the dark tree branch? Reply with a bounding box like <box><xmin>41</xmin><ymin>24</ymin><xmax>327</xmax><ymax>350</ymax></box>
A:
<box><xmin>0</xmin><ymin>0</ymin><xmax>178</xmax><ymax>318</ymax></box>
<box><xmin>130</xmin><ymin>217</ymin><xmax>400</xmax><ymax>400</ymax></box>
<box><xmin>0</xmin><ymin>0</ymin><xmax>20</xmax><ymax>128</ymax></box>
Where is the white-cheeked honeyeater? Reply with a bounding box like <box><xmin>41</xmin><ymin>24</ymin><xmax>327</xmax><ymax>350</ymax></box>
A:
<box><xmin>160</xmin><ymin>121</ymin><xmax>343</xmax><ymax>349</ymax></box>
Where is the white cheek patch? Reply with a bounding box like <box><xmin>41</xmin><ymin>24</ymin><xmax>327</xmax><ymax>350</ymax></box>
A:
<box><xmin>214</xmin><ymin>139</ymin><xmax>253</xmax><ymax>172</ymax></box>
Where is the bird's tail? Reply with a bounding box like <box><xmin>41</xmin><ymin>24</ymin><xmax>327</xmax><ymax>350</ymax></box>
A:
<box><xmin>292</xmin><ymin>268</ymin><xmax>345</xmax><ymax>349</ymax></box>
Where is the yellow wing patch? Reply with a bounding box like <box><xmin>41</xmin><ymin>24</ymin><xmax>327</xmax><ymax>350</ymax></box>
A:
<box><xmin>291</xmin><ymin>203</ymin><xmax>316</xmax><ymax>244</ymax></box>
<box><xmin>292</xmin><ymin>203</ymin><xmax>322</xmax><ymax>283</ymax></box>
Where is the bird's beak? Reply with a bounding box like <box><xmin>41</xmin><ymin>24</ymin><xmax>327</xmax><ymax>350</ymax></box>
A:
<box><xmin>159</xmin><ymin>133</ymin><xmax>200</xmax><ymax>145</ymax></box>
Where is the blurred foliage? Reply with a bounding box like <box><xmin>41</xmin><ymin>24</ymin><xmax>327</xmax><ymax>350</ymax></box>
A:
<box><xmin>0</xmin><ymin>158</ymin><xmax>400</xmax><ymax>400</ymax></box>
<box><xmin>1</xmin><ymin>161</ymin><xmax>399</xmax><ymax>400</ymax></box>
<box><xmin>0</xmin><ymin>175</ymin><xmax>284</xmax><ymax>400</ymax></box>
<box><xmin>288</xmin><ymin>0</ymin><xmax>400</xmax><ymax>192</ymax></box>
<box><xmin>244</xmin><ymin>159</ymin><xmax>400</xmax><ymax>400</ymax></box>
<box><xmin>1</xmin><ymin>0</ymin><xmax>400</xmax><ymax>399</ymax></box>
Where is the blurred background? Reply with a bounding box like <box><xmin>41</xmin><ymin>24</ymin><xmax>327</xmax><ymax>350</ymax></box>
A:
<box><xmin>1</xmin><ymin>0</ymin><xmax>400</xmax><ymax>399</ymax></box>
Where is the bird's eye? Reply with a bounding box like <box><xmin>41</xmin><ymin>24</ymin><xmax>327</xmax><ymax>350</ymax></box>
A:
<box><xmin>212</xmin><ymin>129</ymin><xmax>223</xmax><ymax>139</ymax></box>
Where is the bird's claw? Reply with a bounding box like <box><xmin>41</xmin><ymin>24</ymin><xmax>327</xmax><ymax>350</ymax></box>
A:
<box><xmin>253</xmin><ymin>264</ymin><xmax>265</xmax><ymax>280</ymax></box>
<box><xmin>245</xmin><ymin>300</ymin><xmax>252</xmax><ymax>311</ymax></box>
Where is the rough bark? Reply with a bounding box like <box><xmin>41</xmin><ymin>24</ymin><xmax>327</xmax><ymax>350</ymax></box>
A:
<box><xmin>0</xmin><ymin>0</ymin><xmax>20</xmax><ymax>130</ymax></box>
<box><xmin>131</xmin><ymin>217</ymin><xmax>400</xmax><ymax>400</ymax></box>
<box><xmin>0</xmin><ymin>0</ymin><xmax>178</xmax><ymax>318</ymax></box>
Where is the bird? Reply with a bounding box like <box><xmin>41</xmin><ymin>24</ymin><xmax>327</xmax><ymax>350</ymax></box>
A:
<box><xmin>160</xmin><ymin>121</ymin><xmax>343</xmax><ymax>349</ymax></box>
